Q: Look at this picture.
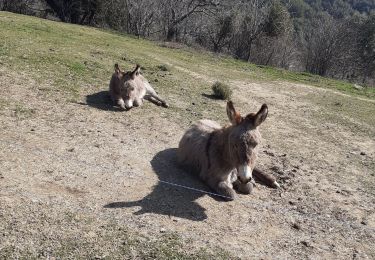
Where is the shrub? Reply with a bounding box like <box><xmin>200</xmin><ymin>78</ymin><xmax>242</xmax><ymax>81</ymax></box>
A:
<box><xmin>157</xmin><ymin>64</ymin><xmax>171</xmax><ymax>71</ymax></box>
<box><xmin>212</xmin><ymin>81</ymin><xmax>232</xmax><ymax>100</ymax></box>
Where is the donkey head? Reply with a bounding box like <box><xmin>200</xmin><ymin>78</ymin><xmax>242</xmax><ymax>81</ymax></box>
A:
<box><xmin>114</xmin><ymin>64</ymin><xmax>141</xmax><ymax>109</ymax></box>
<box><xmin>226</xmin><ymin>101</ymin><xmax>268</xmax><ymax>183</ymax></box>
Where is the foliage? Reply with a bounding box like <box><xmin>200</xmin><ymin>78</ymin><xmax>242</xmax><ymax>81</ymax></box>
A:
<box><xmin>1</xmin><ymin>0</ymin><xmax>374</xmax><ymax>86</ymax></box>
<box><xmin>157</xmin><ymin>64</ymin><xmax>171</xmax><ymax>71</ymax></box>
<box><xmin>212</xmin><ymin>81</ymin><xmax>232</xmax><ymax>100</ymax></box>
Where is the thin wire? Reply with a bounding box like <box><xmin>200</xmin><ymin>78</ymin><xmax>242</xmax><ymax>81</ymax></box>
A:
<box><xmin>158</xmin><ymin>179</ymin><xmax>233</xmax><ymax>200</ymax></box>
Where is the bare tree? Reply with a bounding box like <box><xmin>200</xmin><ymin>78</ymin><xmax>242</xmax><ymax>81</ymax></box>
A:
<box><xmin>157</xmin><ymin>0</ymin><xmax>218</xmax><ymax>41</ymax></box>
<box><xmin>231</xmin><ymin>0</ymin><xmax>271</xmax><ymax>61</ymax></box>
<box><xmin>304</xmin><ymin>14</ymin><xmax>348</xmax><ymax>76</ymax></box>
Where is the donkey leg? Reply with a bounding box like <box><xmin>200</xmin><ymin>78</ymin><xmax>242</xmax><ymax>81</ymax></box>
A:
<box><xmin>117</xmin><ymin>98</ymin><xmax>126</xmax><ymax>110</ymax></box>
<box><xmin>216</xmin><ymin>181</ymin><xmax>236</xmax><ymax>201</ymax></box>
<box><xmin>253</xmin><ymin>167</ymin><xmax>280</xmax><ymax>188</ymax></box>
<box><xmin>206</xmin><ymin>176</ymin><xmax>236</xmax><ymax>201</ymax></box>
<box><xmin>144</xmin><ymin>95</ymin><xmax>162</xmax><ymax>106</ymax></box>
<box><xmin>146</xmin><ymin>88</ymin><xmax>169</xmax><ymax>108</ymax></box>
<box><xmin>151</xmin><ymin>93</ymin><xmax>169</xmax><ymax>107</ymax></box>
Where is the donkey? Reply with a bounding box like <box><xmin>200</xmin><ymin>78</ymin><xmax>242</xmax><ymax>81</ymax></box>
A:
<box><xmin>109</xmin><ymin>64</ymin><xmax>168</xmax><ymax>110</ymax></box>
<box><xmin>177</xmin><ymin>101</ymin><xmax>279</xmax><ymax>200</ymax></box>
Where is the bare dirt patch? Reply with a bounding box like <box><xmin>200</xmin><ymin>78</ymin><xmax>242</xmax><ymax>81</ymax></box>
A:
<box><xmin>1</xmin><ymin>62</ymin><xmax>374</xmax><ymax>259</ymax></box>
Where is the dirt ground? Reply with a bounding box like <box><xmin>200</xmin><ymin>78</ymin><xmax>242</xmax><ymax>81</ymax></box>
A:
<box><xmin>1</xmin><ymin>61</ymin><xmax>375</xmax><ymax>259</ymax></box>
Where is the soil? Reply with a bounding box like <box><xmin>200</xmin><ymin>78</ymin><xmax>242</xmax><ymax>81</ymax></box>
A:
<box><xmin>1</xmin><ymin>65</ymin><xmax>374</xmax><ymax>259</ymax></box>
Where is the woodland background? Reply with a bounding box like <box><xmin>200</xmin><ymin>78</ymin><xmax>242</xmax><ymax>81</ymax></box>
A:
<box><xmin>1</xmin><ymin>0</ymin><xmax>374</xmax><ymax>86</ymax></box>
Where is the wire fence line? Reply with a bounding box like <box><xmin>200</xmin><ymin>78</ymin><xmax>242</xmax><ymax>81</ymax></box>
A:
<box><xmin>1</xmin><ymin>138</ymin><xmax>374</xmax><ymax>234</ymax></box>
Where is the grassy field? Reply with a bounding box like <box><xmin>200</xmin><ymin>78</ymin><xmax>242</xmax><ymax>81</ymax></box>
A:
<box><xmin>0</xmin><ymin>11</ymin><xmax>374</xmax><ymax>104</ymax></box>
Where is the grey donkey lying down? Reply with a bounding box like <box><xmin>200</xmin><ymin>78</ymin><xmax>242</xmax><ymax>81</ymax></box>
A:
<box><xmin>178</xmin><ymin>101</ymin><xmax>279</xmax><ymax>200</ymax></box>
<box><xmin>109</xmin><ymin>64</ymin><xmax>169</xmax><ymax>110</ymax></box>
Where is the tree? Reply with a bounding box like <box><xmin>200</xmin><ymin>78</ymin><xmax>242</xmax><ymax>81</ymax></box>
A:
<box><xmin>208</xmin><ymin>15</ymin><xmax>233</xmax><ymax>52</ymax></box>
<box><xmin>358</xmin><ymin>13</ymin><xmax>375</xmax><ymax>83</ymax></box>
<box><xmin>304</xmin><ymin>14</ymin><xmax>348</xmax><ymax>76</ymax></box>
<box><xmin>231</xmin><ymin>0</ymin><xmax>271</xmax><ymax>61</ymax></box>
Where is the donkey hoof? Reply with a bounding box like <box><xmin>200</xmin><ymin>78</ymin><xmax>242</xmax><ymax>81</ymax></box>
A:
<box><xmin>162</xmin><ymin>102</ymin><xmax>169</xmax><ymax>108</ymax></box>
<box><xmin>237</xmin><ymin>182</ymin><xmax>253</xmax><ymax>195</ymax></box>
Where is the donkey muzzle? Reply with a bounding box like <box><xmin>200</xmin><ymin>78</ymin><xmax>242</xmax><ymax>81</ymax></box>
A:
<box><xmin>237</xmin><ymin>164</ymin><xmax>253</xmax><ymax>183</ymax></box>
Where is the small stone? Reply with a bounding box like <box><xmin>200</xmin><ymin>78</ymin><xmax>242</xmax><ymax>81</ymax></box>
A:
<box><xmin>94</xmin><ymin>144</ymin><xmax>100</xmax><ymax>148</ymax></box>
<box><xmin>160</xmin><ymin>228</ymin><xmax>166</xmax><ymax>233</ymax></box>
<box><xmin>192</xmin><ymin>102</ymin><xmax>195</xmax><ymax>105</ymax></box>
<box><xmin>301</xmin><ymin>241</ymin><xmax>309</xmax><ymax>247</ymax></box>
<box><xmin>30</xmin><ymin>128</ymin><xmax>35</xmax><ymax>131</ymax></box>
<box><xmin>154</xmin><ymin>79</ymin><xmax>158</xmax><ymax>82</ymax></box>
<box><xmin>360</xmin><ymin>220</ymin><xmax>368</xmax><ymax>225</ymax></box>
<box><xmin>360</xmin><ymin>152</ymin><xmax>366</xmax><ymax>156</ymax></box>
<box><xmin>264</xmin><ymin>150</ymin><xmax>275</xmax><ymax>157</ymax></box>
<box><xmin>67</xmin><ymin>148</ymin><xmax>75</xmax><ymax>152</ymax></box>
<box><xmin>292</xmin><ymin>222</ymin><xmax>301</xmax><ymax>230</ymax></box>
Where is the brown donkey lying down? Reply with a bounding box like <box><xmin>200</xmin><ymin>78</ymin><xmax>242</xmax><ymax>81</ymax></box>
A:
<box><xmin>109</xmin><ymin>64</ymin><xmax>169</xmax><ymax>110</ymax></box>
<box><xmin>177</xmin><ymin>101</ymin><xmax>279</xmax><ymax>200</ymax></box>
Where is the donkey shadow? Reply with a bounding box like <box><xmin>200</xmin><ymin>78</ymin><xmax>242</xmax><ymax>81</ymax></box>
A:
<box><xmin>85</xmin><ymin>90</ymin><xmax>122</xmax><ymax>111</ymax></box>
<box><xmin>104</xmin><ymin>148</ymin><xmax>214</xmax><ymax>221</ymax></box>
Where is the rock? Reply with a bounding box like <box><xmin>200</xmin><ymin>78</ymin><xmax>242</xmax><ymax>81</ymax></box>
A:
<box><xmin>264</xmin><ymin>150</ymin><xmax>275</xmax><ymax>157</ymax></box>
<box><xmin>353</xmin><ymin>84</ymin><xmax>363</xmax><ymax>90</ymax></box>
<box><xmin>301</xmin><ymin>240</ymin><xmax>310</xmax><ymax>247</ymax></box>
<box><xmin>360</xmin><ymin>151</ymin><xmax>366</xmax><ymax>156</ymax></box>
<box><xmin>67</xmin><ymin>148</ymin><xmax>75</xmax><ymax>152</ymax></box>
<box><xmin>292</xmin><ymin>222</ymin><xmax>301</xmax><ymax>230</ymax></box>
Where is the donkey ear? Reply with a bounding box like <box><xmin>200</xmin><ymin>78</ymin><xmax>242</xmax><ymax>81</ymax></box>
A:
<box><xmin>226</xmin><ymin>101</ymin><xmax>242</xmax><ymax>125</ymax></box>
<box><xmin>130</xmin><ymin>64</ymin><xmax>141</xmax><ymax>79</ymax></box>
<box><xmin>114</xmin><ymin>63</ymin><xmax>120</xmax><ymax>73</ymax></box>
<box><xmin>254</xmin><ymin>104</ymin><xmax>268</xmax><ymax>127</ymax></box>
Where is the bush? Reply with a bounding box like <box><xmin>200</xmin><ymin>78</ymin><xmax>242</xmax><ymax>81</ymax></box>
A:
<box><xmin>157</xmin><ymin>64</ymin><xmax>171</xmax><ymax>71</ymax></box>
<box><xmin>212</xmin><ymin>81</ymin><xmax>232</xmax><ymax>100</ymax></box>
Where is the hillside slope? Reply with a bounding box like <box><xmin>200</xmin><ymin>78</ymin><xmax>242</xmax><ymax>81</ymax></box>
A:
<box><xmin>1</xmin><ymin>12</ymin><xmax>374</xmax><ymax>259</ymax></box>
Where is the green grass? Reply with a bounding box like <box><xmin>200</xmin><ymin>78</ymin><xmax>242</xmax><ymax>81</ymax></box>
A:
<box><xmin>13</xmin><ymin>103</ymin><xmax>36</xmax><ymax>119</ymax></box>
<box><xmin>0</xmin><ymin>214</ymin><xmax>235</xmax><ymax>259</ymax></box>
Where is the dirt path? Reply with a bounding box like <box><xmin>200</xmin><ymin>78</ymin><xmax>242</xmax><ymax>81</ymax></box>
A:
<box><xmin>1</xmin><ymin>62</ymin><xmax>374</xmax><ymax>259</ymax></box>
